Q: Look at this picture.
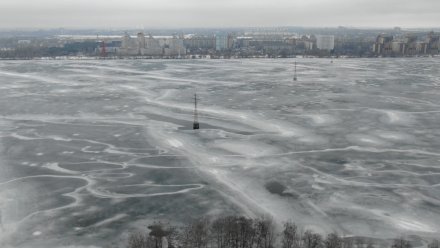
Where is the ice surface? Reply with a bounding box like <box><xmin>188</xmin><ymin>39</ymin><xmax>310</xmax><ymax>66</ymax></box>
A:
<box><xmin>0</xmin><ymin>58</ymin><xmax>440</xmax><ymax>247</ymax></box>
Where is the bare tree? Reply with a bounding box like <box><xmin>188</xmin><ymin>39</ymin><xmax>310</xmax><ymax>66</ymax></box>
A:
<box><xmin>254</xmin><ymin>216</ymin><xmax>276</xmax><ymax>248</ymax></box>
<box><xmin>365</xmin><ymin>239</ymin><xmax>375</xmax><ymax>248</ymax></box>
<box><xmin>355</xmin><ymin>237</ymin><xmax>364</xmax><ymax>248</ymax></box>
<box><xmin>233</xmin><ymin>216</ymin><xmax>256</xmax><ymax>248</ymax></box>
<box><xmin>179</xmin><ymin>218</ymin><xmax>210</xmax><ymax>248</ymax></box>
<box><xmin>165</xmin><ymin>225</ymin><xmax>179</xmax><ymax>248</ymax></box>
<box><xmin>211</xmin><ymin>217</ymin><xmax>228</xmax><ymax>248</ymax></box>
<box><xmin>127</xmin><ymin>215</ymin><xmax>428</xmax><ymax>248</ymax></box>
<box><xmin>282</xmin><ymin>221</ymin><xmax>301</xmax><ymax>248</ymax></box>
<box><xmin>343</xmin><ymin>237</ymin><xmax>354</xmax><ymax>248</ymax></box>
<box><xmin>325</xmin><ymin>233</ymin><xmax>342</xmax><ymax>248</ymax></box>
<box><xmin>428</xmin><ymin>240</ymin><xmax>439</xmax><ymax>248</ymax></box>
<box><xmin>391</xmin><ymin>238</ymin><xmax>411</xmax><ymax>248</ymax></box>
<box><xmin>127</xmin><ymin>232</ymin><xmax>150</xmax><ymax>248</ymax></box>
<box><xmin>211</xmin><ymin>216</ymin><xmax>256</xmax><ymax>248</ymax></box>
<box><xmin>148</xmin><ymin>222</ymin><xmax>173</xmax><ymax>248</ymax></box>
<box><xmin>303</xmin><ymin>230</ymin><xmax>323</xmax><ymax>248</ymax></box>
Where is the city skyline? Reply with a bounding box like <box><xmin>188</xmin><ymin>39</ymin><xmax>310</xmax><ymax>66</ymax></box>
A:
<box><xmin>1</xmin><ymin>0</ymin><xmax>440</xmax><ymax>29</ymax></box>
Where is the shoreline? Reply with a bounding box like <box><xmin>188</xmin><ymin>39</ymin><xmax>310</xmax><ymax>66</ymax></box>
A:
<box><xmin>0</xmin><ymin>55</ymin><xmax>438</xmax><ymax>61</ymax></box>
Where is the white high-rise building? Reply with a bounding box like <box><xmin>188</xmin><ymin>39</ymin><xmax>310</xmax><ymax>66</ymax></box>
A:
<box><xmin>316</xmin><ymin>35</ymin><xmax>335</xmax><ymax>51</ymax></box>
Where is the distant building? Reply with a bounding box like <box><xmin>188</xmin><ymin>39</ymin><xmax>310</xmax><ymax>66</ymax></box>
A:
<box><xmin>95</xmin><ymin>40</ymin><xmax>121</xmax><ymax>55</ymax></box>
<box><xmin>144</xmin><ymin>34</ymin><xmax>164</xmax><ymax>56</ymax></box>
<box><xmin>235</xmin><ymin>37</ymin><xmax>253</xmax><ymax>48</ymax></box>
<box><xmin>284</xmin><ymin>37</ymin><xmax>297</xmax><ymax>45</ymax></box>
<box><xmin>137</xmin><ymin>32</ymin><xmax>146</xmax><ymax>54</ymax></box>
<box><xmin>295</xmin><ymin>42</ymin><xmax>312</xmax><ymax>53</ymax></box>
<box><xmin>120</xmin><ymin>33</ymin><xmax>138</xmax><ymax>55</ymax></box>
<box><xmin>215</xmin><ymin>35</ymin><xmax>228</xmax><ymax>51</ymax></box>
<box><xmin>17</xmin><ymin>40</ymin><xmax>31</xmax><ymax>47</ymax></box>
<box><xmin>215</xmin><ymin>34</ymin><xmax>233</xmax><ymax>51</ymax></box>
<box><xmin>426</xmin><ymin>31</ymin><xmax>440</xmax><ymax>54</ymax></box>
<box><xmin>119</xmin><ymin>32</ymin><xmax>185</xmax><ymax>56</ymax></box>
<box><xmin>293</xmin><ymin>35</ymin><xmax>315</xmax><ymax>53</ymax></box>
<box><xmin>373</xmin><ymin>32</ymin><xmax>439</xmax><ymax>56</ymax></box>
<box><xmin>163</xmin><ymin>37</ymin><xmax>186</xmax><ymax>56</ymax></box>
<box><xmin>316</xmin><ymin>35</ymin><xmax>335</xmax><ymax>51</ymax></box>
<box><xmin>372</xmin><ymin>34</ymin><xmax>393</xmax><ymax>55</ymax></box>
<box><xmin>184</xmin><ymin>35</ymin><xmax>215</xmax><ymax>50</ymax></box>
<box><xmin>404</xmin><ymin>34</ymin><xmax>418</xmax><ymax>55</ymax></box>
<box><xmin>391</xmin><ymin>40</ymin><xmax>406</xmax><ymax>55</ymax></box>
<box><xmin>416</xmin><ymin>42</ymin><xmax>428</xmax><ymax>54</ymax></box>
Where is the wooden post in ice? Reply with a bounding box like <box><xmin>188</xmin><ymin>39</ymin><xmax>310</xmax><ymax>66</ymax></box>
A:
<box><xmin>293</xmin><ymin>61</ymin><xmax>297</xmax><ymax>81</ymax></box>
<box><xmin>193</xmin><ymin>93</ymin><xmax>200</xmax><ymax>130</ymax></box>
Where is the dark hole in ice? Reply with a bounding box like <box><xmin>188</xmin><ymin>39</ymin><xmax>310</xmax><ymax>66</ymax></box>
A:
<box><xmin>265</xmin><ymin>181</ymin><xmax>288</xmax><ymax>196</ymax></box>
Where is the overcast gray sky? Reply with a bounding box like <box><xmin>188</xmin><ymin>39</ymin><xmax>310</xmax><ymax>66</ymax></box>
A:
<box><xmin>1</xmin><ymin>0</ymin><xmax>439</xmax><ymax>29</ymax></box>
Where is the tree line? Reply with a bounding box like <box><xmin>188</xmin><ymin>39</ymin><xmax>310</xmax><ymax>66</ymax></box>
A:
<box><xmin>125</xmin><ymin>216</ymin><xmax>439</xmax><ymax>248</ymax></box>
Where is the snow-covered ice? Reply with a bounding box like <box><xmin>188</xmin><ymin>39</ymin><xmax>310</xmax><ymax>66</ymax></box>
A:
<box><xmin>0</xmin><ymin>58</ymin><xmax>440</xmax><ymax>247</ymax></box>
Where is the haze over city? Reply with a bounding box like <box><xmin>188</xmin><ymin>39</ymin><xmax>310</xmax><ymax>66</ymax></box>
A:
<box><xmin>1</xmin><ymin>0</ymin><xmax>440</xmax><ymax>29</ymax></box>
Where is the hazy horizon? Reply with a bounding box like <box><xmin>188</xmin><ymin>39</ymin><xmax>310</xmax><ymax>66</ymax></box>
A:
<box><xmin>1</xmin><ymin>0</ymin><xmax>439</xmax><ymax>29</ymax></box>
<box><xmin>0</xmin><ymin>25</ymin><xmax>439</xmax><ymax>33</ymax></box>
